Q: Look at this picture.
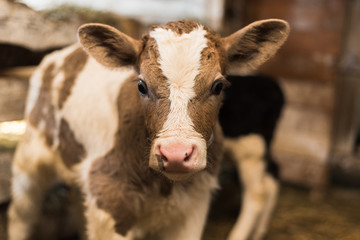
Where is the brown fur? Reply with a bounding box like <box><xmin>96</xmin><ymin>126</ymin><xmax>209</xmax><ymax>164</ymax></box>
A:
<box><xmin>205</xmin><ymin>122</ymin><xmax>224</xmax><ymax>175</ymax></box>
<box><xmin>89</xmin><ymin>75</ymin><xmax>173</xmax><ymax>236</ymax></box>
<box><xmin>222</xmin><ymin>19</ymin><xmax>290</xmax><ymax>74</ymax></box>
<box><xmin>238</xmin><ymin>21</ymin><xmax>288</xmax><ymax>58</ymax></box>
<box><xmin>204</xmin><ymin>31</ymin><xmax>227</xmax><ymax>73</ymax></box>
<box><xmin>150</xmin><ymin>20</ymin><xmax>200</xmax><ymax>35</ymax></box>
<box><xmin>78</xmin><ymin>24</ymin><xmax>142</xmax><ymax>69</ymax></box>
<box><xmin>138</xmin><ymin>36</ymin><xmax>171</xmax><ymax>141</ymax></box>
<box><xmin>28</xmin><ymin>63</ymin><xmax>56</xmax><ymax>146</ymax></box>
<box><xmin>58</xmin><ymin>119</ymin><xmax>86</xmax><ymax>168</ymax></box>
<box><xmin>58</xmin><ymin>47</ymin><xmax>88</xmax><ymax>109</ymax></box>
<box><xmin>186</xmin><ymin>29</ymin><xmax>227</xmax><ymax>143</ymax></box>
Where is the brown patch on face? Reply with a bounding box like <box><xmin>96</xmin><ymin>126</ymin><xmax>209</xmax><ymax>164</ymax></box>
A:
<box><xmin>58</xmin><ymin>47</ymin><xmax>88</xmax><ymax>109</ymax></box>
<box><xmin>188</xmin><ymin>97</ymin><xmax>222</xmax><ymax>141</ymax></box>
<box><xmin>138</xmin><ymin>36</ymin><xmax>171</xmax><ymax>141</ymax></box>
<box><xmin>188</xmin><ymin>32</ymin><xmax>225</xmax><ymax>142</ymax></box>
<box><xmin>89</xmin><ymin>75</ymin><xmax>173</xmax><ymax>236</ymax></box>
<box><xmin>58</xmin><ymin>118</ymin><xmax>86</xmax><ymax>168</ymax></box>
<box><xmin>206</xmin><ymin>122</ymin><xmax>224</xmax><ymax>174</ymax></box>
<box><xmin>205</xmin><ymin>31</ymin><xmax>227</xmax><ymax>74</ymax></box>
<box><xmin>29</xmin><ymin>63</ymin><xmax>57</xmax><ymax>146</ymax></box>
<box><xmin>183</xmin><ymin>29</ymin><xmax>226</xmax><ymax>175</ymax></box>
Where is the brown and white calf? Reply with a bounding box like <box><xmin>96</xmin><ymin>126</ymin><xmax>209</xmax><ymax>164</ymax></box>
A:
<box><xmin>8</xmin><ymin>19</ymin><xmax>289</xmax><ymax>240</ymax></box>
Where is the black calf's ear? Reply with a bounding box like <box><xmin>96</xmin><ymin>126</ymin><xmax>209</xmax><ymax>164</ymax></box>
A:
<box><xmin>78</xmin><ymin>23</ymin><xmax>143</xmax><ymax>69</ymax></box>
<box><xmin>222</xmin><ymin>19</ymin><xmax>290</xmax><ymax>75</ymax></box>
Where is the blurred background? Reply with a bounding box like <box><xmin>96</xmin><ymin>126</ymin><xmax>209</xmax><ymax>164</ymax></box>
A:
<box><xmin>0</xmin><ymin>0</ymin><xmax>360</xmax><ymax>239</ymax></box>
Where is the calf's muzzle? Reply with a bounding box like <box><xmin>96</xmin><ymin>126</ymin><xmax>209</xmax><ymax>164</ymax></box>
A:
<box><xmin>155</xmin><ymin>141</ymin><xmax>199</xmax><ymax>174</ymax></box>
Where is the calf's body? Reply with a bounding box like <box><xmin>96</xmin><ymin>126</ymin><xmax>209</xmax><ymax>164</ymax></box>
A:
<box><xmin>8</xmin><ymin>20</ymin><xmax>289</xmax><ymax>240</ymax></box>
<box><xmin>220</xmin><ymin>75</ymin><xmax>284</xmax><ymax>240</ymax></box>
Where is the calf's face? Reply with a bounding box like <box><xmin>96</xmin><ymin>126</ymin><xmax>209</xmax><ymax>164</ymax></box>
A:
<box><xmin>78</xmin><ymin>20</ymin><xmax>289</xmax><ymax>181</ymax></box>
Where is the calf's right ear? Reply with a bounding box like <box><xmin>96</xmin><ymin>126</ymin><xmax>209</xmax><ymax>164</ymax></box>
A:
<box><xmin>222</xmin><ymin>19</ymin><xmax>290</xmax><ymax>75</ymax></box>
<box><xmin>78</xmin><ymin>23</ymin><xmax>143</xmax><ymax>69</ymax></box>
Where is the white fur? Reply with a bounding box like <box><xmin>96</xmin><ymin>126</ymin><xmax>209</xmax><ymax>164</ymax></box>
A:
<box><xmin>161</xmin><ymin>172</ymin><xmax>217</xmax><ymax>240</ymax></box>
<box><xmin>25</xmin><ymin>44</ymin><xmax>79</xmax><ymax>115</ymax></box>
<box><xmin>52</xmin><ymin>71</ymin><xmax>66</xmax><ymax>107</ymax></box>
<box><xmin>149</xmin><ymin>26</ymin><xmax>209</xmax><ymax>173</ymax></box>
<box><xmin>26</xmin><ymin>44</ymin><xmax>134</xmax><ymax>160</ymax></box>
<box><xmin>134</xmin><ymin>172</ymin><xmax>218</xmax><ymax>239</ymax></box>
<box><xmin>61</xmin><ymin>55</ymin><xmax>135</xmax><ymax>159</ymax></box>
<box><xmin>11</xmin><ymin>165</ymin><xmax>32</xmax><ymax>200</ymax></box>
<box><xmin>25</xmin><ymin>66</ymin><xmax>42</xmax><ymax>115</ymax></box>
<box><xmin>149</xmin><ymin>26</ymin><xmax>208</xmax><ymax>100</ymax></box>
<box><xmin>60</xmin><ymin>55</ymin><xmax>138</xmax><ymax>238</ymax></box>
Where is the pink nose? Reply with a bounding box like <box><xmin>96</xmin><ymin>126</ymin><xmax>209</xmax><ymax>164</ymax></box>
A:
<box><xmin>158</xmin><ymin>142</ymin><xmax>197</xmax><ymax>173</ymax></box>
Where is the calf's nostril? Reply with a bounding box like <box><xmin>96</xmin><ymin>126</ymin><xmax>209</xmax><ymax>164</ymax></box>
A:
<box><xmin>184</xmin><ymin>152</ymin><xmax>189</xmax><ymax>162</ymax></box>
<box><xmin>184</xmin><ymin>148</ymin><xmax>194</xmax><ymax>162</ymax></box>
<box><xmin>161</xmin><ymin>154</ymin><xmax>168</xmax><ymax>162</ymax></box>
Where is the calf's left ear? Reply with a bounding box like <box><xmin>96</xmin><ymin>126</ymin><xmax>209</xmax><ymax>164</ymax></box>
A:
<box><xmin>78</xmin><ymin>23</ymin><xmax>143</xmax><ymax>69</ymax></box>
<box><xmin>222</xmin><ymin>19</ymin><xmax>290</xmax><ymax>75</ymax></box>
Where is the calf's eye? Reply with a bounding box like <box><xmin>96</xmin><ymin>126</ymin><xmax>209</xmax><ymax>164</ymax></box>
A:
<box><xmin>138</xmin><ymin>80</ymin><xmax>148</xmax><ymax>96</ymax></box>
<box><xmin>211</xmin><ymin>80</ymin><xmax>224</xmax><ymax>95</ymax></box>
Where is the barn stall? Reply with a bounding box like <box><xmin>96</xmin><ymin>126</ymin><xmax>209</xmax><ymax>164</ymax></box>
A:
<box><xmin>0</xmin><ymin>0</ymin><xmax>360</xmax><ymax>239</ymax></box>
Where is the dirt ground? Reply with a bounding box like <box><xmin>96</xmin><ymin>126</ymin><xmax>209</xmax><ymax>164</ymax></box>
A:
<box><xmin>1</xmin><ymin>182</ymin><xmax>360</xmax><ymax>240</ymax></box>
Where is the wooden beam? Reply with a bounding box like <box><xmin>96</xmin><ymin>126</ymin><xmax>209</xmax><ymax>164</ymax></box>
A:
<box><xmin>0</xmin><ymin>66</ymin><xmax>36</xmax><ymax>79</ymax></box>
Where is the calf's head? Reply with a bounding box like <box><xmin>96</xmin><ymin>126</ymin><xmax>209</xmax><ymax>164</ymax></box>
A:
<box><xmin>78</xmin><ymin>20</ymin><xmax>289</xmax><ymax>181</ymax></box>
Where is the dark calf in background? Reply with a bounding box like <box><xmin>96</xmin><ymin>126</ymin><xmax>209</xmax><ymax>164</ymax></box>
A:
<box><xmin>219</xmin><ymin>75</ymin><xmax>284</xmax><ymax>240</ymax></box>
<box><xmin>221</xmin><ymin>75</ymin><xmax>284</xmax><ymax>177</ymax></box>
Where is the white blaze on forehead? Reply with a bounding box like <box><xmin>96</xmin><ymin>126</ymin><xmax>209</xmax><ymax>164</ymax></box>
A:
<box><xmin>150</xmin><ymin>25</ymin><xmax>208</xmax><ymax>137</ymax></box>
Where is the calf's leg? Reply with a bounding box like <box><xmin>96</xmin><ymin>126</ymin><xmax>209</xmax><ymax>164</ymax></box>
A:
<box><xmin>8</xmin><ymin>128</ymin><xmax>59</xmax><ymax>240</ymax></box>
<box><xmin>226</xmin><ymin>134</ymin><xmax>278</xmax><ymax>240</ymax></box>
<box><xmin>251</xmin><ymin>174</ymin><xmax>279</xmax><ymax>240</ymax></box>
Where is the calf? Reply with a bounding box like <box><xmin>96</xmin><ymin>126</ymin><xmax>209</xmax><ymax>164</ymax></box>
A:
<box><xmin>8</xmin><ymin>19</ymin><xmax>289</xmax><ymax>240</ymax></box>
<box><xmin>220</xmin><ymin>75</ymin><xmax>284</xmax><ymax>240</ymax></box>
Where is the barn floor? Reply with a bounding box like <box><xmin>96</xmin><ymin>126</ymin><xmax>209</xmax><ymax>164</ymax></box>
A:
<box><xmin>204</xmin><ymin>183</ymin><xmax>360</xmax><ymax>240</ymax></box>
<box><xmin>0</xmin><ymin>181</ymin><xmax>360</xmax><ymax>240</ymax></box>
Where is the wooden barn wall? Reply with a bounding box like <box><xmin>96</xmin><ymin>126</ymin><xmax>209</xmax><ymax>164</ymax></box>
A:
<box><xmin>243</xmin><ymin>0</ymin><xmax>346</xmax><ymax>82</ymax></box>
<box><xmin>0</xmin><ymin>76</ymin><xmax>29</xmax><ymax>122</ymax></box>
<box><xmin>330</xmin><ymin>0</ymin><xmax>360</xmax><ymax>185</ymax></box>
